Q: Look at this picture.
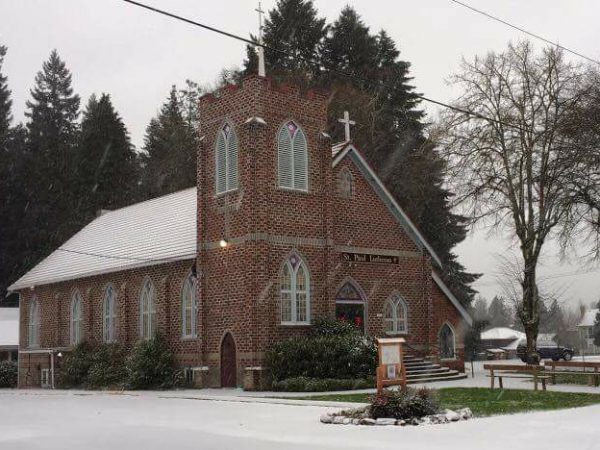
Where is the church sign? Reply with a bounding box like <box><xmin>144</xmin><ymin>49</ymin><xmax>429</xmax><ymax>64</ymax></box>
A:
<box><xmin>376</xmin><ymin>337</ymin><xmax>407</xmax><ymax>394</ymax></box>
<box><xmin>341</xmin><ymin>252</ymin><xmax>399</xmax><ymax>265</ymax></box>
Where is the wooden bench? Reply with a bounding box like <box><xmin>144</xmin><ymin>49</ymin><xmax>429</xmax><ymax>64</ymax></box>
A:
<box><xmin>483</xmin><ymin>363</ymin><xmax>551</xmax><ymax>391</ymax></box>
<box><xmin>544</xmin><ymin>361</ymin><xmax>600</xmax><ymax>387</ymax></box>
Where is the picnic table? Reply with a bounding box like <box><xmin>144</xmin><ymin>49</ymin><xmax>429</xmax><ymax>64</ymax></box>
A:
<box><xmin>544</xmin><ymin>361</ymin><xmax>600</xmax><ymax>387</ymax></box>
<box><xmin>483</xmin><ymin>363</ymin><xmax>551</xmax><ymax>391</ymax></box>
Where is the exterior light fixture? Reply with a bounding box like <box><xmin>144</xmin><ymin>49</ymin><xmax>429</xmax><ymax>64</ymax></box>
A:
<box><xmin>219</xmin><ymin>239</ymin><xmax>229</xmax><ymax>248</ymax></box>
<box><xmin>57</xmin><ymin>352</ymin><xmax>63</xmax><ymax>358</ymax></box>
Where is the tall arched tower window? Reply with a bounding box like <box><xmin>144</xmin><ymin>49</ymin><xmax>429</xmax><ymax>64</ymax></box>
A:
<box><xmin>277</xmin><ymin>121</ymin><xmax>308</xmax><ymax>191</ymax></box>
<box><xmin>280</xmin><ymin>253</ymin><xmax>310</xmax><ymax>324</ymax></box>
<box><xmin>70</xmin><ymin>290</ymin><xmax>83</xmax><ymax>345</ymax></box>
<box><xmin>28</xmin><ymin>296</ymin><xmax>40</xmax><ymax>348</ymax></box>
<box><xmin>103</xmin><ymin>284</ymin><xmax>117</xmax><ymax>343</ymax></box>
<box><xmin>140</xmin><ymin>278</ymin><xmax>157</xmax><ymax>340</ymax></box>
<box><xmin>215</xmin><ymin>122</ymin><xmax>239</xmax><ymax>194</ymax></box>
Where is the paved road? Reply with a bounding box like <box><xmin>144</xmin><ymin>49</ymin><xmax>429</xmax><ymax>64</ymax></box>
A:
<box><xmin>1</xmin><ymin>390</ymin><xmax>599</xmax><ymax>450</ymax></box>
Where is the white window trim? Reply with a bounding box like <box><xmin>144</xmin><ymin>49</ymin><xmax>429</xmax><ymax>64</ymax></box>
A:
<box><xmin>277</xmin><ymin>122</ymin><xmax>309</xmax><ymax>193</ymax></box>
<box><xmin>102</xmin><ymin>285</ymin><xmax>117</xmax><ymax>343</ymax></box>
<box><xmin>181</xmin><ymin>274</ymin><xmax>198</xmax><ymax>339</ymax></box>
<box><xmin>139</xmin><ymin>278</ymin><xmax>157</xmax><ymax>340</ymax></box>
<box><xmin>280</xmin><ymin>259</ymin><xmax>311</xmax><ymax>325</ymax></box>
<box><xmin>215</xmin><ymin>123</ymin><xmax>238</xmax><ymax>195</ymax></box>
<box><xmin>384</xmin><ymin>295</ymin><xmax>408</xmax><ymax>335</ymax></box>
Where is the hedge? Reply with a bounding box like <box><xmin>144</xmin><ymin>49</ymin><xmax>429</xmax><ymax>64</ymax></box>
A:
<box><xmin>0</xmin><ymin>361</ymin><xmax>18</xmax><ymax>388</ymax></box>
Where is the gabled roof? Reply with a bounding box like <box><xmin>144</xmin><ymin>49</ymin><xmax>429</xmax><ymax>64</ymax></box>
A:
<box><xmin>578</xmin><ymin>309</ymin><xmax>599</xmax><ymax>328</ymax></box>
<box><xmin>8</xmin><ymin>188</ymin><xmax>197</xmax><ymax>292</ymax></box>
<box><xmin>0</xmin><ymin>308</ymin><xmax>19</xmax><ymax>347</ymax></box>
<box><xmin>480</xmin><ymin>327</ymin><xmax>525</xmax><ymax>341</ymax></box>
<box><xmin>332</xmin><ymin>143</ymin><xmax>443</xmax><ymax>268</ymax></box>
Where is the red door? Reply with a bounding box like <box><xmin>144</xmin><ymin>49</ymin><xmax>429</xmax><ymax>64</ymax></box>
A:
<box><xmin>220</xmin><ymin>333</ymin><xmax>237</xmax><ymax>388</ymax></box>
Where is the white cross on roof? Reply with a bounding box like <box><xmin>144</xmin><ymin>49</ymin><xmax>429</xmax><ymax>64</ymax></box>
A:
<box><xmin>338</xmin><ymin>110</ymin><xmax>356</xmax><ymax>142</ymax></box>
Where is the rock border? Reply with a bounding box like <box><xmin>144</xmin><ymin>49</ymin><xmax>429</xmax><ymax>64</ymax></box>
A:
<box><xmin>320</xmin><ymin>407</ymin><xmax>473</xmax><ymax>426</ymax></box>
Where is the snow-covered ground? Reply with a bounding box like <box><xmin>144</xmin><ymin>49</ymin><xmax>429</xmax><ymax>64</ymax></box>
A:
<box><xmin>1</xmin><ymin>389</ymin><xmax>600</xmax><ymax>450</ymax></box>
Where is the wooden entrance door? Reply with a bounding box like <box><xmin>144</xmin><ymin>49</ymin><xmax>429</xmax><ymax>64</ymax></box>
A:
<box><xmin>220</xmin><ymin>333</ymin><xmax>237</xmax><ymax>387</ymax></box>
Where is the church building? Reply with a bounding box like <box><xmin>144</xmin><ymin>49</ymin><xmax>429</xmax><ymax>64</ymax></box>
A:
<box><xmin>9</xmin><ymin>74</ymin><xmax>471</xmax><ymax>389</ymax></box>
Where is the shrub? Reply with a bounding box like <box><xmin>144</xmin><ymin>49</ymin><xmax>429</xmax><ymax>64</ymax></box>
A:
<box><xmin>312</xmin><ymin>317</ymin><xmax>361</xmax><ymax>336</ymax></box>
<box><xmin>272</xmin><ymin>376</ymin><xmax>374</xmax><ymax>392</ymax></box>
<box><xmin>58</xmin><ymin>342</ymin><xmax>96</xmax><ymax>388</ymax></box>
<box><xmin>369</xmin><ymin>388</ymin><xmax>440</xmax><ymax>419</ymax></box>
<box><xmin>87</xmin><ymin>343</ymin><xmax>128</xmax><ymax>389</ymax></box>
<box><xmin>126</xmin><ymin>333</ymin><xmax>180</xmax><ymax>390</ymax></box>
<box><xmin>266</xmin><ymin>318</ymin><xmax>377</xmax><ymax>384</ymax></box>
<box><xmin>58</xmin><ymin>342</ymin><xmax>128</xmax><ymax>389</ymax></box>
<box><xmin>0</xmin><ymin>361</ymin><xmax>18</xmax><ymax>388</ymax></box>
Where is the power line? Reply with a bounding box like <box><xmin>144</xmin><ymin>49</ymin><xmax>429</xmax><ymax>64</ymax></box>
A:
<box><xmin>449</xmin><ymin>0</ymin><xmax>600</xmax><ymax>66</ymax></box>
<box><xmin>120</xmin><ymin>0</ymin><xmax>527</xmax><ymax>133</ymax></box>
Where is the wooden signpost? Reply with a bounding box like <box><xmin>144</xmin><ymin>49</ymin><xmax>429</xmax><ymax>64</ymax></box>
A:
<box><xmin>376</xmin><ymin>337</ymin><xmax>407</xmax><ymax>394</ymax></box>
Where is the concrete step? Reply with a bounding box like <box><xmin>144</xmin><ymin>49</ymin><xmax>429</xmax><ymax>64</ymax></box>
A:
<box><xmin>404</xmin><ymin>363</ymin><xmax>442</xmax><ymax>370</ymax></box>
<box><xmin>406</xmin><ymin>367</ymin><xmax>449</xmax><ymax>375</ymax></box>
<box><xmin>406</xmin><ymin>372</ymin><xmax>468</xmax><ymax>384</ymax></box>
<box><xmin>406</xmin><ymin>370</ymin><xmax>455</xmax><ymax>380</ymax></box>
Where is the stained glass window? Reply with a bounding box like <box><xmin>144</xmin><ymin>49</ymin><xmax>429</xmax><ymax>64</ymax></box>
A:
<box><xmin>103</xmin><ymin>285</ymin><xmax>117</xmax><ymax>343</ymax></box>
<box><xmin>383</xmin><ymin>294</ymin><xmax>408</xmax><ymax>334</ymax></box>
<box><xmin>70</xmin><ymin>291</ymin><xmax>83</xmax><ymax>345</ymax></box>
<box><xmin>337</xmin><ymin>167</ymin><xmax>353</xmax><ymax>199</ymax></box>
<box><xmin>140</xmin><ymin>278</ymin><xmax>156</xmax><ymax>340</ymax></box>
<box><xmin>182</xmin><ymin>273</ymin><xmax>197</xmax><ymax>338</ymax></box>
<box><xmin>28</xmin><ymin>296</ymin><xmax>39</xmax><ymax>348</ymax></box>
<box><xmin>439</xmin><ymin>323</ymin><xmax>456</xmax><ymax>359</ymax></box>
<box><xmin>280</xmin><ymin>254</ymin><xmax>310</xmax><ymax>324</ymax></box>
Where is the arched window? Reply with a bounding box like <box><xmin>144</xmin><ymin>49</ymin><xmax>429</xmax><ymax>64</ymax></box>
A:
<box><xmin>383</xmin><ymin>294</ymin><xmax>408</xmax><ymax>334</ymax></box>
<box><xmin>140</xmin><ymin>278</ymin><xmax>157</xmax><ymax>340</ymax></box>
<box><xmin>439</xmin><ymin>323</ymin><xmax>456</xmax><ymax>359</ymax></box>
<box><xmin>280</xmin><ymin>253</ymin><xmax>310</xmax><ymax>324</ymax></box>
<box><xmin>277</xmin><ymin>121</ymin><xmax>308</xmax><ymax>191</ymax></box>
<box><xmin>28</xmin><ymin>296</ymin><xmax>40</xmax><ymax>348</ymax></box>
<box><xmin>337</xmin><ymin>167</ymin><xmax>353</xmax><ymax>199</ymax></box>
<box><xmin>70</xmin><ymin>291</ymin><xmax>83</xmax><ymax>345</ymax></box>
<box><xmin>103</xmin><ymin>285</ymin><xmax>117</xmax><ymax>343</ymax></box>
<box><xmin>181</xmin><ymin>273</ymin><xmax>197</xmax><ymax>338</ymax></box>
<box><xmin>215</xmin><ymin>122</ymin><xmax>239</xmax><ymax>194</ymax></box>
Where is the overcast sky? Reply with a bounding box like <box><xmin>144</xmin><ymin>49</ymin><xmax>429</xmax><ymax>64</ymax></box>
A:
<box><xmin>1</xmin><ymin>0</ymin><xmax>599</xmax><ymax>308</ymax></box>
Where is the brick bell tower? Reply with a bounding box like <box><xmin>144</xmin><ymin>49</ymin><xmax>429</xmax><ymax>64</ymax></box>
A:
<box><xmin>196</xmin><ymin>76</ymin><xmax>334</xmax><ymax>388</ymax></box>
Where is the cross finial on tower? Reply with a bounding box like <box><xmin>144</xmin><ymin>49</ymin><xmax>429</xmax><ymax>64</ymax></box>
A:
<box><xmin>338</xmin><ymin>111</ymin><xmax>356</xmax><ymax>142</ymax></box>
<box><xmin>255</xmin><ymin>2</ymin><xmax>266</xmax><ymax>77</ymax></box>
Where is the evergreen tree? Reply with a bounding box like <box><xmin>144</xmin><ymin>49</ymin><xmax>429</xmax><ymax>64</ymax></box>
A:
<box><xmin>140</xmin><ymin>86</ymin><xmax>198</xmax><ymax>198</ymax></box>
<box><xmin>76</xmin><ymin>93</ymin><xmax>138</xmax><ymax>218</ymax></box>
<box><xmin>488</xmin><ymin>296</ymin><xmax>512</xmax><ymax>328</ymax></box>
<box><xmin>243</xmin><ymin>0</ymin><xmax>326</xmax><ymax>80</ymax></box>
<box><xmin>23</xmin><ymin>50</ymin><xmax>80</xmax><ymax>270</ymax></box>
<box><xmin>0</xmin><ymin>45</ymin><xmax>10</xmax><ymax>145</ymax></box>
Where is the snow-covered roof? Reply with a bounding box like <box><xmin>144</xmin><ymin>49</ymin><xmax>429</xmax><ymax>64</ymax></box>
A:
<box><xmin>481</xmin><ymin>327</ymin><xmax>526</xmax><ymax>341</ymax></box>
<box><xmin>0</xmin><ymin>308</ymin><xmax>19</xmax><ymax>347</ymax></box>
<box><xmin>578</xmin><ymin>309</ymin><xmax>598</xmax><ymax>328</ymax></box>
<box><xmin>8</xmin><ymin>188</ymin><xmax>197</xmax><ymax>292</ymax></box>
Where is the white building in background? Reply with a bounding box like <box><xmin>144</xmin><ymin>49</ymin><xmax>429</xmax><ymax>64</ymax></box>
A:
<box><xmin>577</xmin><ymin>309</ymin><xmax>600</xmax><ymax>355</ymax></box>
<box><xmin>0</xmin><ymin>308</ymin><xmax>19</xmax><ymax>362</ymax></box>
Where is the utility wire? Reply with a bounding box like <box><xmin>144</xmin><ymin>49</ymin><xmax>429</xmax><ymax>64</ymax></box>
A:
<box><xmin>449</xmin><ymin>0</ymin><xmax>600</xmax><ymax>66</ymax></box>
<box><xmin>120</xmin><ymin>0</ymin><xmax>528</xmax><ymax>133</ymax></box>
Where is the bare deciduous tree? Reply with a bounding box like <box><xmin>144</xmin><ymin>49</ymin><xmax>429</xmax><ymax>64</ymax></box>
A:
<box><xmin>439</xmin><ymin>41</ymin><xmax>594</xmax><ymax>363</ymax></box>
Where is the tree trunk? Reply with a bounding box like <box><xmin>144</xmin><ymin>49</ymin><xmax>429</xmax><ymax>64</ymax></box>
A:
<box><xmin>521</xmin><ymin>262</ymin><xmax>540</xmax><ymax>365</ymax></box>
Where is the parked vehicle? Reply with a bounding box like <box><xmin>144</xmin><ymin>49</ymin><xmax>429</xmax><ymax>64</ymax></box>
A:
<box><xmin>516</xmin><ymin>339</ymin><xmax>574</xmax><ymax>362</ymax></box>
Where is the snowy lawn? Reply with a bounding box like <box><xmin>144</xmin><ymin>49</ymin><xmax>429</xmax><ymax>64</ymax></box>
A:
<box><xmin>285</xmin><ymin>387</ymin><xmax>600</xmax><ymax>416</ymax></box>
<box><xmin>1</xmin><ymin>389</ymin><xmax>600</xmax><ymax>450</ymax></box>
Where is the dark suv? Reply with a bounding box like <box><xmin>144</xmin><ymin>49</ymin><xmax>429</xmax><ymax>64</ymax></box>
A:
<box><xmin>517</xmin><ymin>339</ymin><xmax>574</xmax><ymax>362</ymax></box>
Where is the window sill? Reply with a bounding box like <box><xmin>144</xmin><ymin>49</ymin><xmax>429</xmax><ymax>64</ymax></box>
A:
<box><xmin>214</xmin><ymin>188</ymin><xmax>238</xmax><ymax>198</ymax></box>
<box><xmin>385</xmin><ymin>331</ymin><xmax>408</xmax><ymax>337</ymax></box>
<box><xmin>280</xmin><ymin>322</ymin><xmax>311</xmax><ymax>327</ymax></box>
<box><xmin>181</xmin><ymin>336</ymin><xmax>198</xmax><ymax>342</ymax></box>
<box><xmin>277</xmin><ymin>186</ymin><xmax>310</xmax><ymax>195</ymax></box>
